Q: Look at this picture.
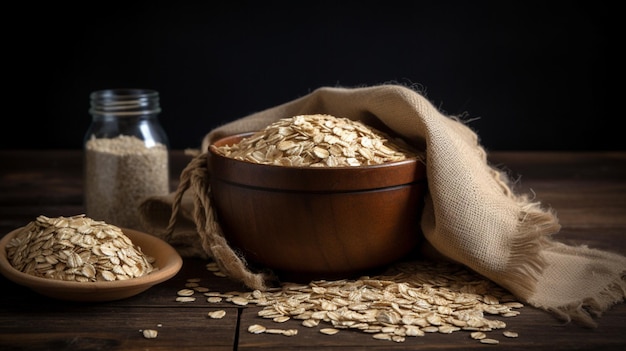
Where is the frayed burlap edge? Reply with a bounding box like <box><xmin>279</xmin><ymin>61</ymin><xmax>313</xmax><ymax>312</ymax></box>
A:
<box><xmin>545</xmin><ymin>277</ymin><xmax>626</xmax><ymax>328</ymax></box>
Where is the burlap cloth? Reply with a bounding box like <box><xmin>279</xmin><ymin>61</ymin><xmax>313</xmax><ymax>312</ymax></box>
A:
<box><xmin>139</xmin><ymin>84</ymin><xmax>625</xmax><ymax>327</ymax></box>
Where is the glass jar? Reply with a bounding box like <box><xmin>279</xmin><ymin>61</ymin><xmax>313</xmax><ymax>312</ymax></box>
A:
<box><xmin>84</xmin><ymin>88</ymin><xmax>170</xmax><ymax>230</ymax></box>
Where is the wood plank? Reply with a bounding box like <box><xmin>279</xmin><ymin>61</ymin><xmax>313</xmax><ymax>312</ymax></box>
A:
<box><xmin>0</xmin><ymin>306</ymin><xmax>238</xmax><ymax>351</ymax></box>
<box><xmin>1</xmin><ymin>150</ymin><xmax>625</xmax><ymax>350</ymax></box>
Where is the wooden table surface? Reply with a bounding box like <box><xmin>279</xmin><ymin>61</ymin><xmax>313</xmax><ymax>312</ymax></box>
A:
<box><xmin>1</xmin><ymin>150</ymin><xmax>625</xmax><ymax>351</ymax></box>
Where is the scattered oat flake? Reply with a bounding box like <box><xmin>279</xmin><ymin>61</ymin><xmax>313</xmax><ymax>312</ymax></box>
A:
<box><xmin>206</xmin><ymin>262</ymin><xmax>220</xmax><ymax>271</ymax></box>
<box><xmin>273</xmin><ymin>316</ymin><xmax>290</xmax><ymax>323</ymax></box>
<box><xmin>281</xmin><ymin>329</ymin><xmax>299</xmax><ymax>336</ymax></box>
<box><xmin>208</xmin><ymin>310</ymin><xmax>226</xmax><ymax>319</ymax></box>
<box><xmin>177</xmin><ymin>289</ymin><xmax>195</xmax><ymax>297</ymax></box>
<box><xmin>471</xmin><ymin>331</ymin><xmax>487</xmax><ymax>340</ymax></box>
<box><xmin>320</xmin><ymin>328</ymin><xmax>340</xmax><ymax>335</ymax></box>
<box><xmin>248</xmin><ymin>324</ymin><xmax>266</xmax><ymax>334</ymax></box>
<box><xmin>480</xmin><ymin>338</ymin><xmax>500</xmax><ymax>344</ymax></box>
<box><xmin>142</xmin><ymin>329</ymin><xmax>158</xmax><ymax>339</ymax></box>
<box><xmin>180</xmin><ymin>260</ymin><xmax>526</xmax><ymax>345</ymax></box>
<box><xmin>176</xmin><ymin>296</ymin><xmax>196</xmax><ymax>302</ymax></box>
<box><xmin>503</xmin><ymin>330</ymin><xmax>519</xmax><ymax>338</ymax></box>
<box><xmin>230</xmin><ymin>297</ymin><xmax>249</xmax><ymax>306</ymax></box>
<box><xmin>392</xmin><ymin>335</ymin><xmax>406</xmax><ymax>343</ymax></box>
<box><xmin>302</xmin><ymin>319</ymin><xmax>319</xmax><ymax>327</ymax></box>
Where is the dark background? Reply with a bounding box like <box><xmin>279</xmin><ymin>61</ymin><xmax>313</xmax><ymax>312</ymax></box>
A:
<box><xmin>2</xmin><ymin>2</ymin><xmax>617</xmax><ymax>151</ymax></box>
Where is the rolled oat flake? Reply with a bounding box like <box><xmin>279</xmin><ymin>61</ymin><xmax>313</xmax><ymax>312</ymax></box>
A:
<box><xmin>84</xmin><ymin>89</ymin><xmax>170</xmax><ymax>230</ymax></box>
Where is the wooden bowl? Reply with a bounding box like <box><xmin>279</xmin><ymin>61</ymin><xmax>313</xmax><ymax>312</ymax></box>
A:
<box><xmin>0</xmin><ymin>227</ymin><xmax>182</xmax><ymax>302</ymax></box>
<box><xmin>208</xmin><ymin>133</ymin><xmax>427</xmax><ymax>281</ymax></box>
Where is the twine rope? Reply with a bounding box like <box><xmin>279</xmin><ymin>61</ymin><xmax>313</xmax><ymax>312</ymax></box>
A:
<box><xmin>165</xmin><ymin>152</ymin><xmax>269</xmax><ymax>290</ymax></box>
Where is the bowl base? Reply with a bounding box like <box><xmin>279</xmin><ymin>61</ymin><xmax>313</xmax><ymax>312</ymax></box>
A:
<box><xmin>270</xmin><ymin>266</ymin><xmax>389</xmax><ymax>284</ymax></box>
<box><xmin>256</xmin><ymin>246</ymin><xmax>424</xmax><ymax>284</ymax></box>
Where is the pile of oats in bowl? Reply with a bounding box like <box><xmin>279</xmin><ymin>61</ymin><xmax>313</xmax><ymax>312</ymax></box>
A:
<box><xmin>212</xmin><ymin>114</ymin><xmax>421</xmax><ymax>167</ymax></box>
<box><xmin>5</xmin><ymin>214</ymin><xmax>156</xmax><ymax>282</ymax></box>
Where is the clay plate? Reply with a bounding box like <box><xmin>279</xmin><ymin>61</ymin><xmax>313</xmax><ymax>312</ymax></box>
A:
<box><xmin>0</xmin><ymin>227</ymin><xmax>182</xmax><ymax>302</ymax></box>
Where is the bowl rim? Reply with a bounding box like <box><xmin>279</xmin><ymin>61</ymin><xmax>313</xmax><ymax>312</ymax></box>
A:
<box><xmin>0</xmin><ymin>226</ymin><xmax>182</xmax><ymax>299</ymax></box>
<box><xmin>208</xmin><ymin>132</ymin><xmax>426</xmax><ymax>191</ymax></box>
<box><xmin>209</xmin><ymin>132</ymin><xmax>424</xmax><ymax>170</ymax></box>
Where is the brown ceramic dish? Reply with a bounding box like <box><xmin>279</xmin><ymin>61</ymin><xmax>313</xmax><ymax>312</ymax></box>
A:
<box><xmin>208</xmin><ymin>133</ymin><xmax>427</xmax><ymax>282</ymax></box>
<box><xmin>0</xmin><ymin>227</ymin><xmax>182</xmax><ymax>302</ymax></box>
